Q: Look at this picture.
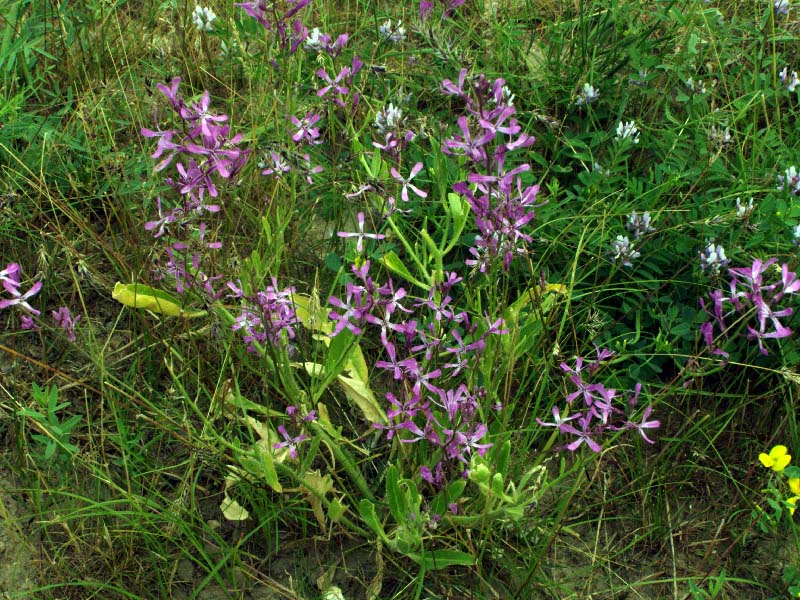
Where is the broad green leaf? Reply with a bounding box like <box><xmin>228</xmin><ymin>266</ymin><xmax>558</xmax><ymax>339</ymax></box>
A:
<box><xmin>385</xmin><ymin>465</ymin><xmax>406</xmax><ymax>523</ymax></box>
<box><xmin>347</xmin><ymin>344</ymin><xmax>369</xmax><ymax>383</ymax></box>
<box><xmin>293</xmin><ymin>292</ymin><xmax>333</xmax><ymax>338</ymax></box>
<box><xmin>496</xmin><ymin>440</ymin><xmax>511</xmax><ymax>478</ymax></box>
<box><xmin>381</xmin><ymin>251</ymin><xmax>428</xmax><ymax>289</ymax></box>
<box><xmin>112</xmin><ymin>282</ymin><xmax>206</xmax><ymax>318</ymax></box>
<box><xmin>337</xmin><ymin>372</ymin><xmax>386</xmax><ymax>424</ymax></box>
<box><xmin>406</xmin><ymin>550</ymin><xmax>476</xmax><ymax>570</ymax></box>
<box><xmin>327</xmin><ymin>497</ymin><xmax>346</xmax><ymax>523</ymax></box>
<box><xmin>358</xmin><ymin>499</ymin><xmax>389</xmax><ymax>542</ymax></box>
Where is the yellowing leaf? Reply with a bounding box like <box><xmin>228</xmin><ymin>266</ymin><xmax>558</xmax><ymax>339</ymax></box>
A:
<box><xmin>294</xmin><ymin>361</ymin><xmax>326</xmax><ymax>377</ymax></box>
<box><xmin>337</xmin><ymin>372</ymin><xmax>386</xmax><ymax>424</ymax></box>
<box><xmin>220</xmin><ymin>495</ymin><xmax>250</xmax><ymax>521</ymax></box>
<box><xmin>112</xmin><ymin>282</ymin><xmax>206</xmax><ymax>318</ymax></box>
<box><xmin>346</xmin><ymin>344</ymin><xmax>369</xmax><ymax>384</ymax></box>
<box><xmin>220</xmin><ymin>473</ymin><xmax>250</xmax><ymax>521</ymax></box>
<box><xmin>301</xmin><ymin>469</ymin><xmax>334</xmax><ymax>530</ymax></box>
<box><xmin>293</xmin><ymin>292</ymin><xmax>333</xmax><ymax>340</ymax></box>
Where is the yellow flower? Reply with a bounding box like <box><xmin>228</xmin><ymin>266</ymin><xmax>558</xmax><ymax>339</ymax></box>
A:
<box><xmin>790</xmin><ymin>478</ymin><xmax>800</xmax><ymax>496</ymax></box>
<box><xmin>759</xmin><ymin>445</ymin><xmax>791</xmax><ymax>471</ymax></box>
<box><xmin>788</xmin><ymin>496</ymin><xmax>799</xmax><ymax>516</ymax></box>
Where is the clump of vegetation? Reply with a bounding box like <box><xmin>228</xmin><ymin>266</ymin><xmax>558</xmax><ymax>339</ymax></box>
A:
<box><xmin>1</xmin><ymin>0</ymin><xmax>799</xmax><ymax>598</ymax></box>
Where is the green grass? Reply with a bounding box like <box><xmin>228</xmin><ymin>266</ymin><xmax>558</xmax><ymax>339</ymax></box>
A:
<box><xmin>1</xmin><ymin>0</ymin><xmax>800</xmax><ymax>598</ymax></box>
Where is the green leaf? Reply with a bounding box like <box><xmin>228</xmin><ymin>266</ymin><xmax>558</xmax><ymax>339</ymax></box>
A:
<box><xmin>381</xmin><ymin>251</ymin><xmax>428</xmax><ymax>289</ymax></box>
<box><xmin>495</xmin><ymin>440</ymin><xmax>511</xmax><ymax>479</ymax></box>
<box><xmin>385</xmin><ymin>465</ymin><xmax>406</xmax><ymax>523</ymax></box>
<box><xmin>358</xmin><ymin>499</ymin><xmax>389</xmax><ymax>542</ymax></box>
<box><xmin>337</xmin><ymin>372</ymin><xmax>386</xmax><ymax>424</ymax></box>
<box><xmin>327</xmin><ymin>497</ymin><xmax>346</xmax><ymax>523</ymax></box>
<box><xmin>112</xmin><ymin>282</ymin><xmax>206</xmax><ymax>318</ymax></box>
<box><xmin>406</xmin><ymin>549</ymin><xmax>476</xmax><ymax>570</ymax></box>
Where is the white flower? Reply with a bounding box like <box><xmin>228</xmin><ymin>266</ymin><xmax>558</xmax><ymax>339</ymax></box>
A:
<box><xmin>686</xmin><ymin>77</ymin><xmax>706</xmax><ymax>94</ymax></box>
<box><xmin>626</xmin><ymin>211</ymin><xmax>655</xmax><ymax>239</ymax></box>
<box><xmin>191</xmin><ymin>5</ymin><xmax>217</xmax><ymax>32</ymax></box>
<box><xmin>736</xmin><ymin>197</ymin><xmax>754</xmax><ymax>219</ymax></box>
<box><xmin>615</xmin><ymin>120</ymin><xmax>640</xmax><ymax>144</ymax></box>
<box><xmin>611</xmin><ymin>235</ymin><xmax>640</xmax><ymax>267</ymax></box>
<box><xmin>699</xmin><ymin>243</ymin><xmax>729</xmax><ymax>273</ymax></box>
<box><xmin>709</xmin><ymin>125</ymin><xmax>732</xmax><ymax>145</ymax></box>
<box><xmin>593</xmin><ymin>162</ymin><xmax>610</xmax><ymax>177</ymax></box>
<box><xmin>793</xmin><ymin>224</ymin><xmax>800</xmax><ymax>241</ymax></box>
<box><xmin>305</xmin><ymin>27</ymin><xmax>325</xmax><ymax>52</ymax></box>
<box><xmin>575</xmin><ymin>82</ymin><xmax>599</xmax><ymax>107</ymax></box>
<box><xmin>778</xmin><ymin>166</ymin><xmax>800</xmax><ymax>195</ymax></box>
<box><xmin>374</xmin><ymin>103</ymin><xmax>405</xmax><ymax>133</ymax></box>
<box><xmin>779</xmin><ymin>66</ymin><xmax>799</xmax><ymax>92</ymax></box>
<box><xmin>379</xmin><ymin>19</ymin><xmax>406</xmax><ymax>43</ymax></box>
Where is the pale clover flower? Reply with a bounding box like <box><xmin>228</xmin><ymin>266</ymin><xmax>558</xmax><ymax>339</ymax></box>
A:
<box><xmin>379</xmin><ymin>19</ymin><xmax>406</xmax><ymax>43</ymax></box>
<box><xmin>304</xmin><ymin>27</ymin><xmax>326</xmax><ymax>52</ymax></box>
<box><xmin>774</xmin><ymin>0</ymin><xmax>789</xmax><ymax>15</ymax></box>
<box><xmin>610</xmin><ymin>235</ymin><xmax>640</xmax><ymax>267</ymax></box>
<box><xmin>625</xmin><ymin>211</ymin><xmax>655</xmax><ymax>239</ymax></box>
<box><xmin>699</xmin><ymin>243</ymin><xmax>730</xmax><ymax>273</ymax></box>
<box><xmin>615</xmin><ymin>120</ymin><xmax>640</xmax><ymax>144</ymax></box>
<box><xmin>736</xmin><ymin>197</ymin><xmax>754</xmax><ymax>220</ymax></box>
<box><xmin>779</xmin><ymin>66</ymin><xmax>799</xmax><ymax>92</ymax></box>
<box><xmin>686</xmin><ymin>77</ymin><xmax>706</xmax><ymax>94</ymax></box>
<box><xmin>191</xmin><ymin>5</ymin><xmax>217</xmax><ymax>32</ymax></box>
<box><xmin>374</xmin><ymin>103</ymin><xmax>405</xmax><ymax>134</ymax></box>
<box><xmin>778</xmin><ymin>165</ymin><xmax>800</xmax><ymax>196</ymax></box>
<box><xmin>575</xmin><ymin>82</ymin><xmax>599</xmax><ymax>107</ymax></box>
<box><xmin>709</xmin><ymin>125</ymin><xmax>732</xmax><ymax>146</ymax></box>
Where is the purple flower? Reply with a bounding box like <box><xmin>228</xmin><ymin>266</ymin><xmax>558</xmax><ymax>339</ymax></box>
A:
<box><xmin>144</xmin><ymin>197</ymin><xmax>178</xmax><ymax>238</ymax></box>
<box><xmin>328</xmin><ymin>283</ymin><xmax>371</xmax><ymax>336</ymax></box>
<box><xmin>0</xmin><ymin>280</ymin><xmax>42</xmax><ymax>315</ymax></box>
<box><xmin>260</xmin><ymin>151</ymin><xmax>292</xmax><ymax>179</ymax></box>
<box><xmin>559</xmin><ymin>415</ymin><xmax>602</xmax><ymax>452</ymax></box>
<box><xmin>625</xmin><ymin>405</ymin><xmax>660</xmax><ymax>444</ymax></box>
<box><xmin>20</xmin><ymin>315</ymin><xmax>39</xmax><ymax>330</ymax></box>
<box><xmin>0</xmin><ymin>263</ymin><xmax>21</xmax><ymax>290</ymax></box>
<box><xmin>337</xmin><ymin>212</ymin><xmax>385</xmax><ymax>253</ymax></box>
<box><xmin>51</xmin><ymin>306</ymin><xmax>80</xmax><ymax>342</ymax></box>
<box><xmin>317</xmin><ymin>66</ymin><xmax>351</xmax><ymax>106</ymax></box>
<box><xmin>390</xmin><ymin>162</ymin><xmax>427</xmax><ymax>202</ymax></box>
<box><xmin>274</xmin><ymin>425</ymin><xmax>308</xmax><ymax>459</ymax></box>
<box><xmin>290</xmin><ymin>111</ymin><xmax>322</xmax><ymax>144</ymax></box>
<box><xmin>701</xmin><ymin>258</ymin><xmax>800</xmax><ymax>356</ymax></box>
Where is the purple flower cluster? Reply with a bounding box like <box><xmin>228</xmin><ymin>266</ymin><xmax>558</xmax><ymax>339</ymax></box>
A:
<box><xmin>539</xmin><ymin>347</ymin><xmax>659</xmax><ymax>452</ymax></box>
<box><xmin>236</xmin><ymin>0</ymin><xmax>311</xmax><ymax>54</ymax></box>
<box><xmin>440</xmin><ymin>69</ymin><xmax>540</xmax><ymax>272</ymax></box>
<box><xmin>304</xmin><ymin>28</ymin><xmax>349</xmax><ymax>57</ymax></box>
<box><xmin>1</xmin><ymin>263</ymin><xmax>80</xmax><ymax>340</ymax></box>
<box><xmin>141</xmin><ymin>78</ymin><xmax>249</xmax><ymax>213</ymax></box>
<box><xmin>373</xmin><ymin>102</ymin><xmax>416</xmax><ymax>161</ymax></box>
<box><xmin>419</xmin><ymin>0</ymin><xmax>466</xmax><ymax>21</ymax></box>
<box><xmin>51</xmin><ymin>306</ymin><xmax>80</xmax><ymax>342</ymax></box>
<box><xmin>327</xmin><ymin>262</ymin><xmax>507</xmax><ymax>486</ymax></box>
<box><xmin>273</xmin><ymin>405</ymin><xmax>317</xmax><ymax>458</ymax></box>
<box><xmin>701</xmin><ymin>258</ymin><xmax>800</xmax><ymax>356</ymax></box>
<box><xmin>0</xmin><ymin>263</ymin><xmax>41</xmax><ymax>317</ymax></box>
<box><xmin>316</xmin><ymin>55</ymin><xmax>363</xmax><ymax>110</ymax></box>
<box><xmin>141</xmin><ymin>78</ymin><xmax>250</xmax><ymax>299</ymax></box>
<box><xmin>228</xmin><ymin>278</ymin><xmax>301</xmax><ymax>353</ymax></box>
